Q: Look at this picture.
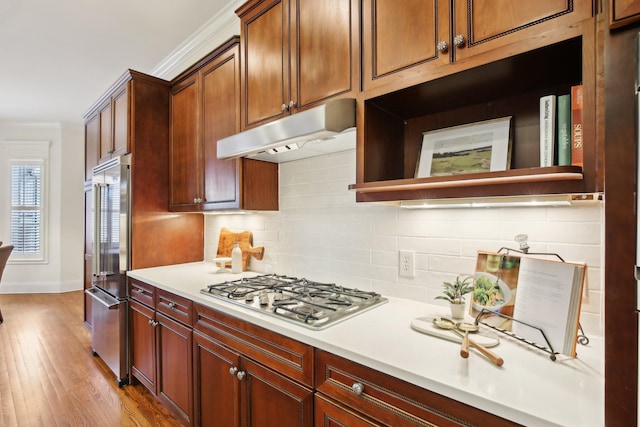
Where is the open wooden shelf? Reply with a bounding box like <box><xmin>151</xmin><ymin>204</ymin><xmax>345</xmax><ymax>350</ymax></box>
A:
<box><xmin>349</xmin><ymin>166</ymin><xmax>583</xmax><ymax>193</ymax></box>
<box><xmin>353</xmin><ymin>34</ymin><xmax>600</xmax><ymax>203</ymax></box>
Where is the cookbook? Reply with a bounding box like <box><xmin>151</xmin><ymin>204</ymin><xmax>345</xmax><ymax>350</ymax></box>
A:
<box><xmin>470</xmin><ymin>251</ymin><xmax>587</xmax><ymax>357</ymax></box>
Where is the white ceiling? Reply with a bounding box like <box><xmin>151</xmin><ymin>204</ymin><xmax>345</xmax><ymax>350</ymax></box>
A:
<box><xmin>0</xmin><ymin>0</ymin><xmax>236</xmax><ymax>126</ymax></box>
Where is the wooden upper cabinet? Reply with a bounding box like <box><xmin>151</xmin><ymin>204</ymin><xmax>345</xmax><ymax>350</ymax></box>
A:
<box><xmin>237</xmin><ymin>0</ymin><xmax>359</xmax><ymax>129</ymax></box>
<box><xmin>362</xmin><ymin>0</ymin><xmax>593</xmax><ymax>93</ymax></box>
<box><xmin>169</xmin><ymin>74</ymin><xmax>201</xmax><ymax>211</ymax></box>
<box><xmin>452</xmin><ymin>0</ymin><xmax>593</xmax><ymax>61</ymax></box>
<box><xmin>169</xmin><ymin>37</ymin><xmax>279</xmax><ymax>212</ymax></box>
<box><xmin>112</xmin><ymin>85</ymin><xmax>129</xmax><ymax>158</ymax></box>
<box><xmin>85</xmin><ymin>113</ymin><xmax>99</xmax><ymax>180</ymax></box>
<box><xmin>201</xmin><ymin>43</ymin><xmax>242</xmax><ymax>210</ymax></box>
<box><xmin>98</xmin><ymin>99</ymin><xmax>113</xmax><ymax>163</ymax></box>
<box><xmin>362</xmin><ymin>0</ymin><xmax>448</xmax><ymax>92</ymax></box>
<box><xmin>96</xmin><ymin>83</ymin><xmax>130</xmax><ymax>164</ymax></box>
<box><xmin>610</xmin><ymin>0</ymin><xmax>640</xmax><ymax>28</ymax></box>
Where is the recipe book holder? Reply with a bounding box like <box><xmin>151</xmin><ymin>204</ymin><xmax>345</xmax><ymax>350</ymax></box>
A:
<box><xmin>473</xmin><ymin>246</ymin><xmax>590</xmax><ymax>361</ymax></box>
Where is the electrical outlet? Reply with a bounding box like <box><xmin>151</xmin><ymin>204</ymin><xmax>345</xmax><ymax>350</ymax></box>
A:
<box><xmin>399</xmin><ymin>250</ymin><xmax>415</xmax><ymax>277</ymax></box>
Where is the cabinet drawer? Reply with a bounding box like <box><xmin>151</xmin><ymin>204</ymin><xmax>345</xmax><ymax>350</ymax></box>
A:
<box><xmin>194</xmin><ymin>303</ymin><xmax>314</xmax><ymax>388</ymax></box>
<box><xmin>315</xmin><ymin>349</ymin><xmax>518</xmax><ymax>427</ymax></box>
<box><xmin>129</xmin><ymin>278</ymin><xmax>156</xmax><ymax>307</ymax></box>
<box><xmin>157</xmin><ymin>289</ymin><xmax>193</xmax><ymax>326</ymax></box>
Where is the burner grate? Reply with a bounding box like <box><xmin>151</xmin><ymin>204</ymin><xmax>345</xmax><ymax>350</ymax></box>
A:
<box><xmin>200</xmin><ymin>274</ymin><xmax>387</xmax><ymax>329</ymax></box>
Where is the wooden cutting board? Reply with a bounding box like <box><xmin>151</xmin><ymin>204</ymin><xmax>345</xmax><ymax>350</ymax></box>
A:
<box><xmin>216</xmin><ymin>227</ymin><xmax>265</xmax><ymax>271</ymax></box>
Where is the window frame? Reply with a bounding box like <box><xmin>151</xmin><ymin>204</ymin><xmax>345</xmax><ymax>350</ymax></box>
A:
<box><xmin>1</xmin><ymin>140</ymin><xmax>50</xmax><ymax>264</ymax></box>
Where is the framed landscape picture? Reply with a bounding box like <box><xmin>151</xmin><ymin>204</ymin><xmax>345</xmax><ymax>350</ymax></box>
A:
<box><xmin>416</xmin><ymin>117</ymin><xmax>513</xmax><ymax>178</ymax></box>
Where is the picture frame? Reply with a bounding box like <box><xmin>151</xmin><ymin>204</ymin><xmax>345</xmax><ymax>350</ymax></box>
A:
<box><xmin>415</xmin><ymin>116</ymin><xmax>513</xmax><ymax>178</ymax></box>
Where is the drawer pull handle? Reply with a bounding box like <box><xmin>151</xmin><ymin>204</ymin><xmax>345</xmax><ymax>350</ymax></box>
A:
<box><xmin>352</xmin><ymin>382</ymin><xmax>364</xmax><ymax>395</ymax></box>
<box><xmin>237</xmin><ymin>371</ymin><xmax>246</xmax><ymax>381</ymax></box>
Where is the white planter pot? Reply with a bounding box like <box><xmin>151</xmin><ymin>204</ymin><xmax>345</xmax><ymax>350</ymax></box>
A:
<box><xmin>449</xmin><ymin>302</ymin><xmax>466</xmax><ymax>319</ymax></box>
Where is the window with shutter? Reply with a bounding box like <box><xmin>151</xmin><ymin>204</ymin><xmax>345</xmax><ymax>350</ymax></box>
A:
<box><xmin>1</xmin><ymin>140</ymin><xmax>49</xmax><ymax>264</ymax></box>
<box><xmin>8</xmin><ymin>159</ymin><xmax>46</xmax><ymax>262</ymax></box>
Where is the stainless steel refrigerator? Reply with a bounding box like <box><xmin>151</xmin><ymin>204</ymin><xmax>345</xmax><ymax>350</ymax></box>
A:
<box><xmin>85</xmin><ymin>155</ymin><xmax>131</xmax><ymax>386</ymax></box>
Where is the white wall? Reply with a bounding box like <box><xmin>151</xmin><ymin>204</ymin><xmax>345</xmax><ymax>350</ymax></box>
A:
<box><xmin>204</xmin><ymin>149</ymin><xmax>604</xmax><ymax>337</ymax></box>
<box><xmin>0</xmin><ymin>122</ymin><xmax>84</xmax><ymax>293</ymax></box>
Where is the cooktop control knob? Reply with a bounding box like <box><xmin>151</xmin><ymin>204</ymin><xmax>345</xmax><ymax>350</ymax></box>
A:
<box><xmin>259</xmin><ymin>290</ymin><xmax>269</xmax><ymax>305</ymax></box>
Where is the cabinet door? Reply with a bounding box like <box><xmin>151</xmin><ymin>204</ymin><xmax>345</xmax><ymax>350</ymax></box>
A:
<box><xmin>112</xmin><ymin>84</ymin><xmax>129</xmax><ymax>158</ymax></box>
<box><xmin>170</xmin><ymin>74</ymin><xmax>202</xmax><ymax>211</ymax></box>
<box><xmin>315</xmin><ymin>394</ymin><xmax>383</xmax><ymax>427</ymax></box>
<box><xmin>130</xmin><ymin>299</ymin><xmax>157</xmax><ymax>394</ymax></box>
<box><xmin>292</xmin><ymin>0</ymin><xmax>358</xmax><ymax>109</ymax></box>
<box><xmin>239</xmin><ymin>357</ymin><xmax>313</xmax><ymax>427</ymax></box>
<box><xmin>157</xmin><ymin>312</ymin><xmax>193</xmax><ymax>426</ymax></box>
<box><xmin>201</xmin><ymin>43</ymin><xmax>242</xmax><ymax>210</ymax></box>
<box><xmin>193</xmin><ymin>331</ymin><xmax>240</xmax><ymax>427</ymax></box>
<box><xmin>611</xmin><ymin>0</ymin><xmax>640</xmax><ymax>28</ymax></box>
<box><xmin>240</xmin><ymin>0</ymin><xmax>289</xmax><ymax>128</ymax></box>
<box><xmin>362</xmin><ymin>0</ymin><xmax>449</xmax><ymax>92</ymax></box>
<box><xmin>452</xmin><ymin>0</ymin><xmax>593</xmax><ymax>62</ymax></box>
<box><xmin>85</xmin><ymin>114</ymin><xmax>99</xmax><ymax>180</ymax></box>
<box><xmin>98</xmin><ymin>99</ymin><xmax>113</xmax><ymax>163</ymax></box>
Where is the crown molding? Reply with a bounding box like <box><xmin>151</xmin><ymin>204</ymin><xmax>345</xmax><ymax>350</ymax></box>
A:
<box><xmin>151</xmin><ymin>0</ymin><xmax>244</xmax><ymax>80</ymax></box>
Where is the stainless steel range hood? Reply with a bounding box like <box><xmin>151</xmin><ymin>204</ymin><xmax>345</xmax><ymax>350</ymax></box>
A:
<box><xmin>217</xmin><ymin>98</ymin><xmax>356</xmax><ymax>163</ymax></box>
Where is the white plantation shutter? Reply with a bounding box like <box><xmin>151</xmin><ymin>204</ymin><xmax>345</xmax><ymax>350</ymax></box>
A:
<box><xmin>10</xmin><ymin>162</ymin><xmax>44</xmax><ymax>259</ymax></box>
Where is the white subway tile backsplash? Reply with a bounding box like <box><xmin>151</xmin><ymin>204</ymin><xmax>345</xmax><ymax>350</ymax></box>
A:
<box><xmin>205</xmin><ymin>150</ymin><xmax>604</xmax><ymax>337</ymax></box>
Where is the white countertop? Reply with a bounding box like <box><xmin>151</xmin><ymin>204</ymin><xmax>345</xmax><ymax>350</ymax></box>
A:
<box><xmin>128</xmin><ymin>261</ymin><xmax>604</xmax><ymax>427</ymax></box>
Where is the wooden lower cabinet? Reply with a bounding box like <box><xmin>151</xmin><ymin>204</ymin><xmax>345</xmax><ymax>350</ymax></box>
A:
<box><xmin>157</xmin><ymin>312</ymin><xmax>193</xmax><ymax>426</ymax></box>
<box><xmin>193</xmin><ymin>329</ymin><xmax>314</xmax><ymax>427</ymax></box>
<box><xmin>129</xmin><ymin>280</ymin><xmax>194</xmax><ymax>426</ymax></box>
<box><xmin>130</xmin><ymin>298</ymin><xmax>157</xmax><ymax>393</ymax></box>
<box><xmin>315</xmin><ymin>394</ymin><xmax>384</xmax><ymax>427</ymax></box>
<box><xmin>193</xmin><ymin>303</ymin><xmax>313</xmax><ymax>427</ymax></box>
<box><xmin>315</xmin><ymin>349</ymin><xmax>518</xmax><ymax>427</ymax></box>
<box><xmin>239</xmin><ymin>357</ymin><xmax>313</xmax><ymax>427</ymax></box>
<box><xmin>193</xmin><ymin>331</ymin><xmax>240</xmax><ymax>426</ymax></box>
<box><xmin>132</xmin><ymin>289</ymin><xmax>523</xmax><ymax>427</ymax></box>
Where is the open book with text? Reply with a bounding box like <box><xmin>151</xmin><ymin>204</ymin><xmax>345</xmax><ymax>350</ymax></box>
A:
<box><xmin>470</xmin><ymin>251</ymin><xmax>586</xmax><ymax>357</ymax></box>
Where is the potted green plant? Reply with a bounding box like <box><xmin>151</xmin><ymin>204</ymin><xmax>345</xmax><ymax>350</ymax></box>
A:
<box><xmin>435</xmin><ymin>274</ymin><xmax>474</xmax><ymax>319</ymax></box>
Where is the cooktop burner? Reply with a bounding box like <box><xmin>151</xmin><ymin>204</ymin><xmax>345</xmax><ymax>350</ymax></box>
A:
<box><xmin>200</xmin><ymin>274</ymin><xmax>387</xmax><ymax>330</ymax></box>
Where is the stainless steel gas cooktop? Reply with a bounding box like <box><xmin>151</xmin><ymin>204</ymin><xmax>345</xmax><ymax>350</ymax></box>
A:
<box><xmin>200</xmin><ymin>274</ymin><xmax>387</xmax><ymax>330</ymax></box>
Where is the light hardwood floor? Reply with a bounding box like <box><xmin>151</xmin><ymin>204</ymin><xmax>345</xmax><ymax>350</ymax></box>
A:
<box><xmin>0</xmin><ymin>291</ymin><xmax>182</xmax><ymax>427</ymax></box>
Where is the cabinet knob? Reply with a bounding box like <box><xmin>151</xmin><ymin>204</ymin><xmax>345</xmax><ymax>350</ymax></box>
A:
<box><xmin>137</xmin><ymin>288</ymin><xmax>144</xmax><ymax>294</ymax></box>
<box><xmin>229</xmin><ymin>367</ymin><xmax>238</xmax><ymax>376</ymax></box>
<box><xmin>281</xmin><ymin>103</ymin><xmax>288</xmax><ymax>112</ymax></box>
<box><xmin>352</xmin><ymin>382</ymin><xmax>364</xmax><ymax>395</ymax></box>
<box><xmin>168</xmin><ymin>302</ymin><xmax>176</xmax><ymax>310</ymax></box>
<box><xmin>436</xmin><ymin>40</ymin><xmax>449</xmax><ymax>53</ymax></box>
<box><xmin>288</xmin><ymin>100</ymin><xmax>296</xmax><ymax>109</ymax></box>
<box><xmin>149</xmin><ymin>320</ymin><xmax>159</xmax><ymax>327</ymax></box>
<box><xmin>236</xmin><ymin>371</ymin><xmax>246</xmax><ymax>381</ymax></box>
<box><xmin>148</xmin><ymin>319</ymin><xmax>154</xmax><ymax>326</ymax></box>
<box><xmin>453</xmin><ymin>34</ymin><xmax>465</xmax><ymax>48</ymax></box>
